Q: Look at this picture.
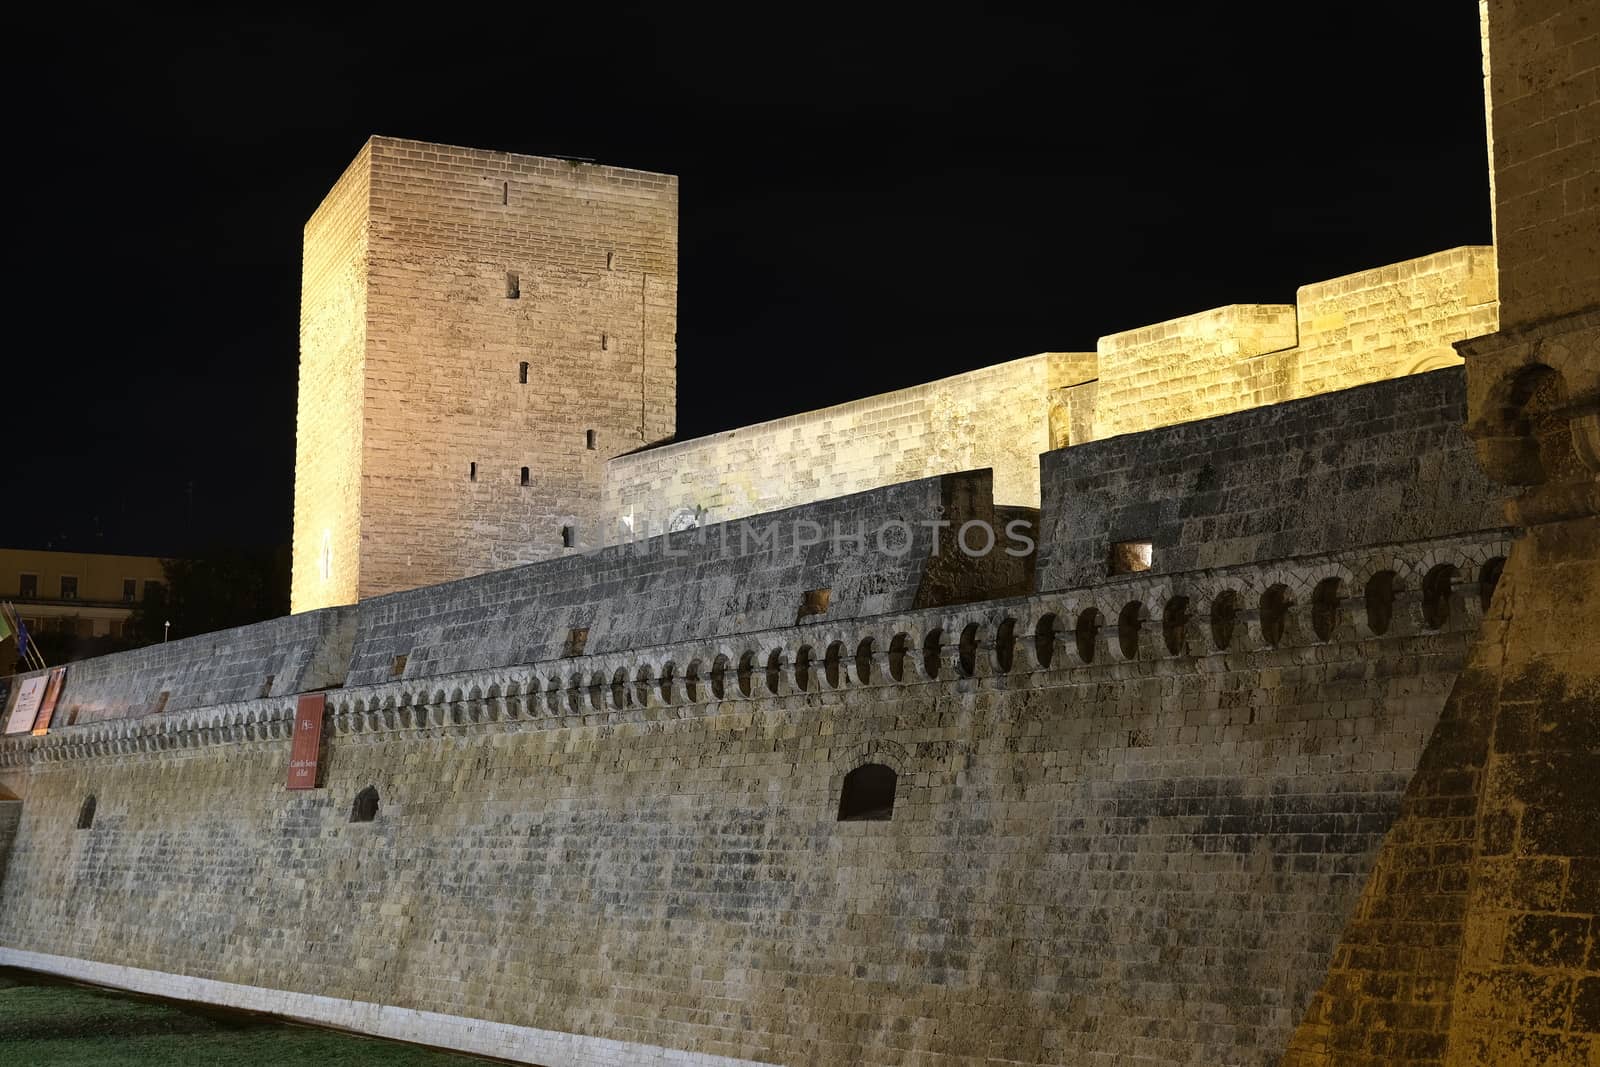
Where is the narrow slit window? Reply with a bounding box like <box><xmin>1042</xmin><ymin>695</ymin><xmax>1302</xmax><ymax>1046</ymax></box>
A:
<box><xmin>77</xmin><ymin>795</ymin><xmax>96</xmax><ymax>830</ymax></box>
<box><xmin>501</xmin><ymin>181</ymin><xmax>509</xmax><ymax>205</ymax></box>
<box><xmin>519</xmin><ymin>361</ymin><xmax>529</xmax><ymax>384</ymax></box>
<box><xmin>601</xmin><ymin>332</ymin><xmax>608</xmax><ymax>350</ymax></box>
<box><xmin>505</xmin><ymin>272</ymin><xmax>520</xmax><ymax>299</ymax></box>
<box><xmin>606</xmin><ymin>250</ymin><xmax>615</xmax><ymax>270</ymax></box>
<box><xmin>469</xmin><ymin>462</ymin><xmax>477</xmax><ymax>482</ymax></box>
<box><xmin>520</xmin><ymin>466</ymin><xmax>530</xmax><ymax>486</ymax></box>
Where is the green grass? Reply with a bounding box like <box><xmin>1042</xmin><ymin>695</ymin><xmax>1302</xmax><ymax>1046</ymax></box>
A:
<box><xmin>0</xmin><ymin>969</ymin><xmax>509</xmax><ymax>1066</ymax></box>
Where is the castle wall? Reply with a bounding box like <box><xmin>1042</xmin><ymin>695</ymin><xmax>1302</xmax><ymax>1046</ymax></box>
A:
<box><xmin>345</xmin><ymin>470</ymin><xmax>1031</xmax><ymax>690</ymax></box>
<box><xmin>11</xmin><ymin>607</ymin><xmax>357</xmax><ymax>727</ymax></box>
<box><xmin>292</xmin><ymin>137</ymin><xmax>680</xmax><ymax>613</ymax></box>
<box><xmin>1037</xmin><ymin>367</ymin><xmax>1502</xmax><ymax>592</ymax></box>
<box><xmin>1480</xmin><ymin>0</ymin><xmax>1598</xmax><ymax>329</ymax></box>
<box><xmin>1092</xmin><ymin>249</ymin><xmax>1497</xmax><ymax>441</ymax></box>
<box><xmin>602</xmin><ymin>352</ymin><xmax>1096</xmax><ymax>531</ymax></box>
<box><xmin>0</xmin><ymin>527</ymin><xmax>1510</xmax><ymax>1067</ymax></box>
<box><xmin>291</xmin><ymin>143</ymin><xmax>370</xmax><ymax>614</ymax></box>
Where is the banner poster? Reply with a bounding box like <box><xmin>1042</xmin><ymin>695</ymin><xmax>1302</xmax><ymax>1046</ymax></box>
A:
<box><xmin>32</xmin><ymin>666</ymin><xmax>68</xmax><ymax>735</ymax></box>
<box><xmin>4</xmin><ymin>675</ymin><xmax>47</xmax><ymax>735</ymax></box>
<box><xmin>286</xmin><ymin>692</ymin><xmax>326</xmax><ymax>790</ymax></box>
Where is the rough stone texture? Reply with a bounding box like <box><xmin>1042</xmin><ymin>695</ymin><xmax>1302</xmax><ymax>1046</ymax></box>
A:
<box><xmin>1293</xmin><ymin>247</ymin><xmax>1499</xmax><ymax>398</ymax></box>
<box><xmin>1480</xmin><ymin>0</ymin><xmax>1599</xmax><ymax>329</ymax></box>
<box><xmin>1282</xmin><ymin>5</ymin><xmax>1599</xmax><ymax>1064</ymax></box>
<box><xmin>292</xmin><ymin>142</ymin><xmax>370</xmax><ymax>614</ymax></box>
<box><xmin>0</xmin><ymin>529</ymin><xmax>1509</xmax><ymax>1067</ymax></box>
<box><xmin>603</xmin><ymin>353</ymin><xmax>1096</xmax><ymax>532</ymax></box>
<box><xmin>345</xmin><ymin>471</ymin><xmax>1031</xmax><ymax>689</ymax></box>
<box><xmin>293</xmin><ymin>137</ymin><xmax>679</xmax><ymax>613</ymax></box>
<box><xmin>0</xmin><ymin>800</ymin><xmax>18</xmax><ymax>891</ymax></box>
<box><xmin>5</xmin><ymin>607</ymin><xmax>357</xmax><ymax>727</ymax></box>
<box><xmin>1092</xmin><ymin>250</ymin><xmax>1497</xmax><ymax>441</ymax></box>
<box><xmin>1036</xmin><ymin>368</ymin><xmax>1502</xmax><ymax>592</ymax></box>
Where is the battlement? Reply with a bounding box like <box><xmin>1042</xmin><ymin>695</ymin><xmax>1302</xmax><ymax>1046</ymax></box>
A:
<box><xmin>604</xmin><ymin>247</ymin><xmax>1497</xmax><ymax>536</ymax></box>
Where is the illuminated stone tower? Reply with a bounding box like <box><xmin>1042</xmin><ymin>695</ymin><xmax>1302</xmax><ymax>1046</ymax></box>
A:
<box><xmin>291</xmin><ymin>136</ymin><xmax>678</xmax><ymax>612</ymax></box>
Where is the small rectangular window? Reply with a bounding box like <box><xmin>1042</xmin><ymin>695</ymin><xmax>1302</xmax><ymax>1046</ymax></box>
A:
<box><xmin>153</xmin><ymin>691</ymin><xmax>171</xmax><ymax>715</ymax></box>
<box><xmin>798</xmin><ymin>588</ymin><xmax>831</xmax><ymax>619</ymax></box>
<box><xmin>563</xmin><ymin>627</ymin><xmax>589</xmax><ymax>658</ymax></box>
<box><xmin>60</xmin><ymin>576</ymin><xmax>79</xmax><ymax>600</ymax></box>
<box><xmin>18</xmin><ymin>573</ymin><xmax>37</xmax><ymax>598</ymax></box>
<box><xmin>506</xmin><ymin>272</ymin><xmax>520</xmax><ymax>299</ymax></box>
<box><xmin>502</xmin><ymin>181</ymin><xmax>509</xmax><ymax>205</ymax></box>
<box><xmin>561</xmin><ymin>525</ymin><xmax>575</xmax><ymax>548</ymax></box>
<box><xmin>606</xmin><ymin>251</ymin><xmax>615</xmax><ymax>270</ymax></box>
<box><xmin>470</xmin><ymin>462</ymin><xmax>477</xmax><ymax>482</ymax></box>
<box><xmin>520</xmin><ymin>466</ymin><xmax>530</xmax><ymax>485</ymax></box>
<box><xmin>259</xmin><ymin>675</ymin><xmax>274</xmax><ymax>699</ymax></box>
<box><xmin>1109</xmin><ymin>540</ymin><xmax>1153</xmax><ymax>575</ymax></box>
<box><xmin>585</xmin><ymin>429</ymin><xmax>597</xmax><ymax>450</ymax></box>
<box><xmin>391</xmin><ymin>654</ymin><xmax>407</xmax><ymax>678</ymax></box>
<box><xmin>600</xmin><ymin>332</ymin><xmax>608</xmax><ymax>351</ymax></box>
<box><xmin>122</xmin><ymin>579</ymin><xmax>137</xmax><ymax>602</ymax></box>
<box><xmin>519</xmin><ymin>361</ymin><xmax>529</xmax><ymax>384</ymax></box>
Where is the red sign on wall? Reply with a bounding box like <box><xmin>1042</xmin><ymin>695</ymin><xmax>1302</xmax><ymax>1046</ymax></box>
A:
<box><xmin>286</xmin><ymin>693</ymin><xmax>326</xmax><ymax>790</ymax></box>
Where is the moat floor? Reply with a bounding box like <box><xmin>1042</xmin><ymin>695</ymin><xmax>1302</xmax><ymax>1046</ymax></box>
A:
<box><xmin>0</xmin><ymin>969</ymin><xmax>505</xmax><ymax>1066</ymax></box>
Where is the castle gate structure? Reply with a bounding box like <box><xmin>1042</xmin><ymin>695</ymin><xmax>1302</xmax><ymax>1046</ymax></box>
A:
<box><xmin>1</xmin><ymin>4</ymin><xmax>1595</xmax><ymax>1066</ymax></box>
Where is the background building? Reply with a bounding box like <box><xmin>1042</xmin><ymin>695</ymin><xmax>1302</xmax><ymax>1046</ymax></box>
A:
<box><xmin>0</xmin><ymin>549</ymin><xmax>166</xmax><ymax>674</ymax></box>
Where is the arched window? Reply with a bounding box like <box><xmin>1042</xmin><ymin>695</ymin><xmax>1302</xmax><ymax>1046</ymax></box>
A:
<box><xmin>76</xmin><ymin>795</ymin><xmax>96</xmax><ymax>830</ymax></box>
<box><xmin>838</xmin><ymin>764</ymin><xmax>897</xmax><ymax>822</ymax></box>
<box><xmin>350</xmin><ymin>786</ymin><xmax>379</xmax><ymax>824</ymax></box>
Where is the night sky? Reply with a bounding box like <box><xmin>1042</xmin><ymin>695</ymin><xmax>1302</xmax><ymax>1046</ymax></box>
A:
<box><xmin>6</xmin><ymin>6</ymin><xmax>1491</xmax><ymax>558</ymax></box>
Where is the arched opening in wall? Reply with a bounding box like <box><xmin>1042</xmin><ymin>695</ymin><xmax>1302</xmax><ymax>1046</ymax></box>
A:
<box><xmin>350</xmin><ymin>786</ymin><xmax>379</xmax><ymax>824</ymax></box>
<box><xmin>824</xmin><ymin>642</ymin><xmax>843</xmax><ymax>689</ymax></box>
<box><xmin>994</xmin><ymin>618</ymin><xmax>1016</xmax><ymax>673</ymax></box>
<box><xmin>1422</xmin><ymin>564</ymin><xmax>1459</xmax><ymax>630</ymax></box>
<box><xmin>1479</xmin><ymin>557</ymin><xmax>1506</xmax><ymax>612</ymax></box>
<box><xmin>1034</xmin><ymin>614</ymin><xmax>1057</xmax><ymax>669</ymax></box>
<box><xmin>1365</xmin><ymin>571</ymin><xmax>1398</xmax><ymax>636</ymax></box>
<box><xmin>611</xmin><ymin>669</ymin><xmax>629</xmax><ymax>710</ymax></box>
<box><xmin>766</xmin><ymin>649</ymin><xmax>783</xmax><ymax>694</ymax></box>
<box><xmin>958</xmin><ymin>623</ymin><xmax>980</xmax><ymax>677</ymax></box>
<box><xmin>1259</xmin><ymin>585</ymin><xmax>1291</xmax><ymax>647</ymax></box>
<box><xmin>710</xmin><ymin>656</ymin><xmax>729</xmax><ymax>700</ymax></box>
<box><xmin>1075</xmin><ymin>608</ymin><xmax>1100</xmax><ymax>663</ymax></box>
<box><xmin>1210</xmin><ymin>590</ymin><xmax>1239</xmax><ymax>651</ymax></box>
<box><xmin>793</xmin><ymin>646</ymin><xmax>813</xmax><ymax>692</ymax></box>
<box><xmin>1117</xmin><ymin>602</ymin><xmax>1143</xmax><ymax>660</ymax></box>
<box><xmin>684</xmin><ymin>662</ymin><xmax>700</xmax><ymax>702</ymax></box>
<box><xmin>854</xmin><ymin>638</ymin><xmax>874</xmax><ymax>685</ymax></box>
<box><xmin>1311</xmin><ymin>578</ymin><xmax>1343</xmax><ymax>642</ymax></box>
<box><xmin>76</xmin><ymin>795</ymin><xmax>96</xmax><ymax>830</ymax></box>
<box><xmin>1162</xmin><ymin>597</ymin><xmax>1190</xmax><ymax>656</ymax></box>
<box><xmin>658</xmin><ymin>663</ymin><xmax>676</xmax><ymax>704</ymax></box>
<box><xmin>837</xmin><ymin>764</ymin><xmax>897</xmax><ymax>822</ymax></box>
<box><xmin>737</xmin><ymin>652</ymin><xmax>755</xmax><ymax>697</ymax></box>
<box><xmin>888</xmin><ymin>634</ymin><xmax>909</xmax><ymax>682</ymax></box>
<box><xmin>1498</xmin><ymin>363</ymin><xmax>1578</xmax><ymax>485</ymax></box>
<box><xmin>921</xmin><ymin>630</ymin><xmax>943</xmax><ymax>679</ymax></box>
<box><xmin>634</xmin><ymin>666</ymin><xmax>653</xmax><ymax>709</ymax></box>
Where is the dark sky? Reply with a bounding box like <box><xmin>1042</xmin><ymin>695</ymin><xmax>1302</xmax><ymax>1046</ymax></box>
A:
<box><xmin>5</xmin><ymin>6</ymin><xmax>1491</xmax><ymax>558</ymax></box>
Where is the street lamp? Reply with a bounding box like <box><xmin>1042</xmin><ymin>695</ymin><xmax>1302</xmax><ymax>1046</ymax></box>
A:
<box><xmin>163</xmin><ymin>620</ymin><xmax>170</xmax><ymax>642</ymax></box>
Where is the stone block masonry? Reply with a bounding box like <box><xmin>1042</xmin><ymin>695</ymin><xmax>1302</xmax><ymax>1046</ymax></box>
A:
<box><xmin>0</xmin><ymin>524</ymin><xmax>1511</xmax><ymax>1067</ymax></box>
<box><xmin>293</xmin><ymin>137</ymin><xmax>679</xmax><ymax>614</ymax></box>
<box><xmin>1036</xmin><ymin>367</ymin><xmax>1502</xmax><ymax>592</ymax></box>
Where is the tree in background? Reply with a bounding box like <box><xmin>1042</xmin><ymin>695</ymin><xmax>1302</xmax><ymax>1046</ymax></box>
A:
<box><xmin>128</xmin><ymin>545</ymin><xmax>290</xmax><ymax>645</ymax></box>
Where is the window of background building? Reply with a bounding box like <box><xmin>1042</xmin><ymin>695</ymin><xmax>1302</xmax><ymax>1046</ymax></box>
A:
<box><xmin>123</xmin><ymin>579</ymin><xmax>137</xmax><ymax>602</ymax></box>
<box><xmin>18</xmin><ymin>573</ymin><xmax>37</xmax><ymax>598</ymax></box>
<box><xmin>60</xmin><ymin>576</ymin><xmax>78</xmax><ymax>599</ymax></box>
